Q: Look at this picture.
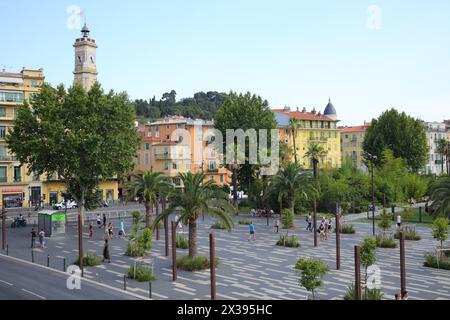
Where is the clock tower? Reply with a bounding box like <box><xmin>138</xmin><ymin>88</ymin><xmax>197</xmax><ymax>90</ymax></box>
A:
<box><xmin>73</xmin><ymin>23</ymin><xmax>97</xmax><ymax>91</ymax></box>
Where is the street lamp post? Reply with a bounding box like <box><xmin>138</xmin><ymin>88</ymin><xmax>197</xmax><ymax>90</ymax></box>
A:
<box><xmin>363</xmin><ymin>152</ymin><xmax>378</xmax><ymax>237</ymax></box>
<box><xmin>1</xmin><ymin>206</ymin><xmax>6</xmax><ymax>251</ymax></box>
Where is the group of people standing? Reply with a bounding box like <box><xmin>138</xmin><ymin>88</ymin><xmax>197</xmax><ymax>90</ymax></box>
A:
<box><xmin>304</xmin><ymin>215</ymin><xmax>333</xmax><ymax>241</ymax></box>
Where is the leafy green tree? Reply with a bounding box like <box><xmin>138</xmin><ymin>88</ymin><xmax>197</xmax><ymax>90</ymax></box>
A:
<box><xmin>360</xmin><ymin>237</ymin><xmax>377</xmax><ymax>297</ymax></box>
<box><xmin>214</xmin><ymin>91</ymin><xmax>277</xmax><ymax>195</ymax></box>
<box><xmin>126</xmin><ymin>171</ymin><xmax>172</xmax><ymax>227</ymax></box>
<box><xmin>6</xmin><ymin>82</ymin><xmax>140</xmax><ymax>270</ymax></box>
<box><xmin>279</xmin><ymin>141</ymin><xmax>293</xmax><ymax>165</ymax></box>
<box><xmin>432</xmin><ymin>218</ymin><xmax>449</xmax><ymax>250</ymax></box>
<box><xmin>294</xmin><ymin>258</ymin><xmax>329</xmax><ymax>300</ymax></box>
<box><xmin>401</xmin><ymin>174</ymin><xmax>428</xmax><ymax>203</ymax></box>
<box><xmin>363</xmin><ymin>108</ymin><xmax>428</xmax><ymax>172</ymax></box>
<box><xmin>430</xmin><ymin>177</ymin><xmax>450</xmax><ymax>218</ymax></box>
<box><xmin>154</xmin><ymin>172</ymin><xmax>234</xmax><ymax>258</ymax></box>
<box><xmin>378</xmin><ymin>209</ymin><xmax>393</xmax><ymax>237</ymax></box>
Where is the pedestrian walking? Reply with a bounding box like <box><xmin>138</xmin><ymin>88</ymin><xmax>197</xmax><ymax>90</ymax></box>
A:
<box><xmin>328</xmin><ymin>218</ymin><xmax>333</xmax><ymax>238</ymax></box>
<box><xmin>274</xmin><ymin>218</ymin><xmax>280</xmax><ymax>233</ymax></box>
<box><xmin>96</xmin><ymin>213</ymin><xmax>101</xmax><ymax>228</ymax></box>
<box><xmin>107</xmin><ymin>222</ymin><xmax>113</xmax><ymax>239</ymax></box>
<box><xmin>119</xmin><ymin>220</ymin><xmax>126</xmax><ymax>238</ymax></box>
<box><xmin>248</xmin><ymin>221</ymin><xmax>256</xmax><ymax>241</ymax></box>
<box><xmin>102</xmin><ymin>238</ymin><xmax>111</xmax><ymax>263</ymax></box>
<box><xmin>306</xmin><ymin>214</ymin><xmax>312</xmax><ymax>232</ymax></box>
<box><xmin>319</xmin><ymin>222</ymin><xmax>325</xmax><ymax>241</ymax></box>
<box><xmin>396</xmin><ymin>214</ymin><xmax>402</xmax><ymax>228</ymax></box>
<box><xmin>324</xmin><ymin>218</ymin><xmax>329</xmax><ymax>240</ymax></box>
<box><xmin>401</xmin><ymin>291</ymin><xmax>409</xmax><ymax>300</ymax></box>
<box><xmin>38</xmin><ymin>229</ymin><xmax>45</xmax><ymax>248</ymax></box>
<box><xmin>103</xmin><ymin>213</ymin><xmax>107</xmax><ymax>228</ymax></box>
<box><xmin>89</xmin><ymin>223</ymin><xmax>93</xmax><ymax>239</ymax></box>
<box><xmin>30</xmin><ymin>228</ymin><xmax>37</xmax><ymax>248</ymax></box>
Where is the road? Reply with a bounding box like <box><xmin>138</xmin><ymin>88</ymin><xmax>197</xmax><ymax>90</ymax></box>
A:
<box><xmin>0</xmin><ymin>254</ymin><xmax>145</xmax><ymax>300</ymax></box>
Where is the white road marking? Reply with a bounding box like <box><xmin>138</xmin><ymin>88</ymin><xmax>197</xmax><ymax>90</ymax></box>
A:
<box><xmin>0</xmin><ymin>279</ymin><xmax>13</xmax><ymax>286</ymax></box>
<box><xmin>21</xmin><ymin>288</ymin><xmax>46</xmax><ymax>300</ymax></box>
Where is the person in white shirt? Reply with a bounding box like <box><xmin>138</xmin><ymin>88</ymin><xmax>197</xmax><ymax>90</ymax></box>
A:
<box><xmin>396</xmin><ymin>214</ymin><xmax>402</xmax><ymax>228</ymax></box>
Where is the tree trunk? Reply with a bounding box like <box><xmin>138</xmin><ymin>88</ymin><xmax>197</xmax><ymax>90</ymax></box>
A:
<box><xmin>77</xmin><ymin>191</ymin><xmax>85</xmax><ymax>276</ymax></box>
<box><xmin>311</xmin><ymin>289</ymin><xmax>315</xmax><ymax>300</ymax></box>
<box><xmin>292</xmin><ymin>129</ymin><xmax>298</xmax><ymax>165</ymax></box>
<box><xmin>188</xmin><ymin>219</ymin><xmax>198</xmax><ymax>258</ymax></box>
<box><xmin>313</xmin><ymin>159</ymin><xmax>318</xmax><ymax>180</ymax></box>
<box><xmin>155</xmin><ymin>198</ymin><xmax>160</xmax><ymax>240</ymax></box>
<box><xmin>145</xmin><ymin>200</ymin><xmax>152</xmax><ymax>227</ymax></box>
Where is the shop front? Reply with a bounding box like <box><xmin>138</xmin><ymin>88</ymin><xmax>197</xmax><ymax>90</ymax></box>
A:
<box><xmin>1</xmin><ymin>188</ymin><xmax>24</xmax><ymax>208</ymax></box>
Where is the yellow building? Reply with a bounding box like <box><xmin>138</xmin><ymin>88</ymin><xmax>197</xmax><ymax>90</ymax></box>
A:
<box><xmin>340</xmin><ymin>123</ymin><xmax>371</xmax><ymax>171</ymax></box>
<box><xmin>133</xmin><ymin>116</ymin><xmax>231</xmax><ymax>188</ymax></box>
<box><xmin>0</xmin><ymin>68</ymin><xmax>45</xmax><ymax>208</ymax></box>
<box><xmin>273</xmin><ymin>99</ymin><xmax>342</xmax><ymax>169</ymax></box>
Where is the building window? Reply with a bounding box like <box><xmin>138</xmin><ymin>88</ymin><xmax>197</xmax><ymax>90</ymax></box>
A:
<box><xmin>32</xmin><ymin>172</ymin><xmax>40</xmax><ymax>182</ymax></box>
<box><xmin>31</xmin><ymin>80</ymin><xmax>39</xmax><ymax>87</ymax></box>
<box><xmin>0</xmin><ymin>91</ymin><xmax>24</xmax><ymax>103</ymax></box>
<box><xmin>164</xmin><ymin>162</ymin><xmax>169</xmax><ymax>170</ymax></box>
<box><xmin>210</xmin><ymin>176</ymin><xmax>215</xmax><ymax>182</ymax></box>
<box><xmin>178</xmin><ymin>136</ymin><xmax>183</xmax><ymax>142</ymax></box>
<box><xmin>0</xmin><ymin>107</ymin><xmax>6</xmax><ymax>117</ymax></box>
<box><xmin>145</xmin><ymin>143</ymin><xmax>149</xmax><ymax>150</ymax></box>
<box><xmin>173</xmin><ymin>162</ymin><xmax>178</xmax><ymax>170</ymax></box>
<box><xmin>0</xmin><ymin>166</ymin><xmax>6</xmax><ymax>182</ymax></box>
<box><xmin>166</xmin><ymin>125</ymin><xmax>170</xmax><ymax>129</ymax></box>
<box><xmin>220</xmin><ymin>175</ymin><xmax>224</xmax><ymax>183</ymax></box>
<box><xmin>14</xmin><ymin>166</ymin><xmax>21</xmax><ymax>182</ymax></box>
<box><xmin>145</xmin><ymin>153</ymin><xmax>149</xmax><ymax>165</ymax></box>
<box><xmin>173</xmin><ymin>177</ymin><xmax>181</xmax><ymax>186</ymax></box>
<box><xmin>185</xmin><ymin>162</ymin><xmax>190</xmax><ymax>171</ymax></box>
<box><xmin>0</xmin><ymin>126</ymin><xmax>6</xmax><ymax>139</ymax></box>
<box><xmin>136</xmin><ymin>154</ymin><xmax>141</xmax><ymax>165</ymax></box>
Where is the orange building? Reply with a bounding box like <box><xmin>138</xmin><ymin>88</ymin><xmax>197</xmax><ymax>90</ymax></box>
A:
<box><xmin>132</xmin><ymin>116</ymin><xmax>231</xmax><ymax>188</ymax></box>
<box><xmin>340</xmin><ymin>122</ymin><xmax>371</xmax><ymax>171</ymax></box>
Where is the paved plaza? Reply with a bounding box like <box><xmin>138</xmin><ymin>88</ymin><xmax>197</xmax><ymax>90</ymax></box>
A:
<box><xmin>1</xmin><ymin>211</ymin><xmax>449</xmax><ymax>300</ymax></box>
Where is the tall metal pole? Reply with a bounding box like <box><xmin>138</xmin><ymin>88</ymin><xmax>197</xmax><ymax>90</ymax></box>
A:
<box><xmin>336</xmin><ymin>206</ymin><xmax>341</xmax><ymax>270</ymax></box>
<box><xmin>78</xmin><ymin>212</ymin><xmax>84</xmax><ymax>277</ymax></box>
<box><xmin>313</xmin><ymin>199</ymin><xmax>317</xmax><ymax>247</ymax></box>
<box><xmin>354</xmin><ymin>246</ymin><xmax>361</xmax><ymax>300</ymax></box>
<box><xmin>371</xmin><ymin>163</ymin><xmax>375</xmax><ymax>236</ymax></box>
<box><xmin>164</xmin><ymin>216</ymin><xmax>169</xmax><ymax>256</ymax></box>
<box><xmin>171</xmin><ymin>221</ymin><xmax>177</xmax><ymax>281</ymax></box>
<box><xmin>209</xmin><ymin>233</ymin><xmax>216</xmax><ymax>300</ymax></box>
<box><xmin>1</xmin><ymin>206</ymin><xmax>6</xmax><ymax>251</ymax></box>
<box><xmin>155</xmin><ymin>201</ymin><xmax>160</xmax><ymax>241</ymax></box>
<box><xmin>400</xmin><ymin>231</ymin><xmax>406</xmax><ymax>296</ymax></box>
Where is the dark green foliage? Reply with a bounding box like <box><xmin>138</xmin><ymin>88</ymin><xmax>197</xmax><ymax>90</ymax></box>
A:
<box><xmin>176</xmin><ymin>255</ymin><xmax>219</xmax><ymax>271</ymax></box>
<box><xmin>362</xmin><ymin>108</ymin><xmax>428</xmax><ymax>172</ymax></box>
<box><xmin>375</xmin><ymin>235</ymin><xmax>397</xmax><ymax>248</ymax></box>
<box><xmin>394</xmin><ymin>227</ymin><xmax>421</xmax><ymax>241</ymax></box>
<box><xmin>125</xmin><ymin>240</ymin><xmax>146</xmax><ymax>257</ymax></box>
<box><xmin>276</xmin><ymin>234</ymin><xmax>300</xmax><ymax>247</ymax></box>
<box><xmin>424</xmin><ymin>253</ymin><xmax>450</xmax><ymax>270</ymax></box>
<box><xmin>338</xmin><ymin>224</ymin><xmax>356</xmax><ymax>234</ymax></box>
<box><xmin>281</xmin><ymin>208</ymin><xmax>295</xmax><ymax>229</ymax></box>
<box><xmin>211</xmin><ymin>221</ymin><xmax>227</xmax><ymax>230</ymax></box>
<box><xmin>238</xmin><ymin>220</ymin><xmax>252</xmax><ymax>225</ymax></box>
<box><xmin>176</xmin><ymin>234</ymin><xmax>189</xmax><ymax>249</ymax></box>
<box><xmin>74</xmin><ymin>252</ymin><xmax>101</xmax><ymax>267</ymax></box>
<box><xmin>343</xmin><ymin>283</ymin><xmax>384</xmax><ymax>300</ymax></box>
<box><xmin>127</xmin><ymin>265</ymin><xmax>156</xmax><ymax>282</ymax></box>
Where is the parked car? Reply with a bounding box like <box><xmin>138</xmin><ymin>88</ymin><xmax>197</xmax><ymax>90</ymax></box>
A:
<box><xmin>54</xmin><ymin>200</ymin><xmax>77</xmax><ymax>210</ymax></box>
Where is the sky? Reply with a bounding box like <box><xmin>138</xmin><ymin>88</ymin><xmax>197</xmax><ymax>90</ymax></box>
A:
<box><xmin>1</xmin><ymin>0</ymin><xmax>450</xmax><ymax>126</ymax></box>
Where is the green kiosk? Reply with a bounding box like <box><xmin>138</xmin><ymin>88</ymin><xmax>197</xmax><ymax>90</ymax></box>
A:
<box><xmin>38</xmin><ymin>210</ymin><xmax>66</xmax><ymax>237</ymax></box>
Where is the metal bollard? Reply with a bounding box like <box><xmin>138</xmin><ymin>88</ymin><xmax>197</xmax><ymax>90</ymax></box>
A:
<box><xmin>6</xmin><ymin>244</ymin><xmax>8</xmax><ymax>256</ymax></box>
<box><xmin>47</xmin><ymin>254</ymin><xmax>50</xmax><ymax>267</ymax></box>
<box><xmin>123</xmin><ymin>275</ymin><xmax>127</xmax><ymax>291</ymax></box>
<box><xmin>31</xmin><ymin>250</ymin><xmax>35</xmax><ymax>263</ymax></box>
<box><xmin>149</xmin><ymin>281</ymin><xmax>152</xmax><ymax>298</ymax></box>
<box><xmin>63</xmin><ymin>258</ymin><xmax>66</xmax><ymax>272</ymax></box>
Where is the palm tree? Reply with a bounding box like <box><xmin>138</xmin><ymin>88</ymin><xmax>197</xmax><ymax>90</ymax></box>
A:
<box><xmin>154</xmin><ymin>172</ymin><xmax>235</xmax><ymax>258</ymax></box>
<box><xmin>430</xmin><ymin>177</ymin><xmax>450</xmax><ymax>218</ymax></box>
<box><xmin>271</xmin><ymin>162</ymin><xmax>313</xmax><ymax>215</ymax></box>
<box><xmin>436</xmin><ymin>139</ymin><xmax>449</xmax><ymax>175</ymax></box>
<box><xmin>304</xmin><ymin>143</ymin><xmax>327</xmax><ymax>179</ymax></box>
<box><xmin>289</xmin><ymin>118</ymin><xmax>301</xmax><ymax>165</ymax></box>
<box><xmin>126</xmin><ymin>171</ymin><xmax>172</xmax><ymax>227</ymax></box>
<box><xmin>279</xmin><ymin>141</ymin><xmax>293</xmax><ymax>165</ymax></box>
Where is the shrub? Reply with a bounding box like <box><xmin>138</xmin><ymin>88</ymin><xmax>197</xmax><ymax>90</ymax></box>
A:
<box><xmin>211</xmin><ymin>221</ymin><xmax>227</xmax><ymax>230</ymax></box>
<box><xmin>177</xmin><ymin>255</ymin><xmax>219</xmax><ymax>271</ymax></box>
<box><xmin>281</xmin><ymin>209</ymin><xmax>294</xmax><ymax>229</ymax></box>
<box><xmin>337</xmin><ymin>224</ymin><xmax>355</xmax><ymax>234</ymax></box>
<box><xmin>138</xmin><ymin>227</ymin><xmax>153</xmax><ymax>249</ymax></box>
<box><xmin>127</xmin><ymin>264</ymin><xmax>156</xmax><ymax>282</ymax></box>
<box><xmin>176</xmin><ymin>234</ymin><xmax>189</xmax><ymax>249</ymax></box>
<box><xmin>238</xmin><ymin>219</ymin><xmax>252</xmax><ymax>225</ymax></box>
<box><xmin>344</xmin><ymin>283</ymin><xmax>384</xmax><ymax>300</ymax></box>
<box><xmin>424</xmin><ymin>253</ymin><xmax>450</xmax><ymax>270</ymax></box>
<box><xmin>125</xmin><ymin>240</ymin><xmax>146</xmax><ymax>257</ymax></box>
<box><xmin>74</xmin><ymin>251</ymin><xmax>101</xmax><ymax>267</ymax></box>
<box><xmin>394</xmin><ymin>227</ymin><xmax>421</xmax><ymax>241</ymax></box>
<box><xmin>376</xmin><ymin>235</ymin><xmax>397</xmax><ymax>248</ymax></box>
<box><xmin>276</xmin><ymin>234</ymin><xmax>300</xmax><ymax>248</ymax></box>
